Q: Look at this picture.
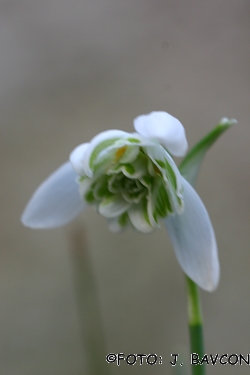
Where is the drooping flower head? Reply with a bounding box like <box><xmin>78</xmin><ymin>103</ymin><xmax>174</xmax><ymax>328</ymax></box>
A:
<box><xmin>21</xmin><ymin>111</ymin><xmax>220</xmax><ymax>291</ymax></box>
<box><xmin>69</xmin><ymin>112</ymin><xmax>187</xmax><ymax>233</ymax></box>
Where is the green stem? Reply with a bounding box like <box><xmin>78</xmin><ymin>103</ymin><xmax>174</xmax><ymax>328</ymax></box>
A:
<box><xmin>186</xmin><ymin>276</ymin><xmax>205</xmax><ymax>375</ymax></box>
<box><xmin>67</xmin><ymin>227</ymin><xmax>111</xmax><ymax>375</ymax></box>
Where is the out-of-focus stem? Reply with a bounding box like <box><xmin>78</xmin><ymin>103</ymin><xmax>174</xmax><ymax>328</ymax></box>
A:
<box><xmin>68</xmin><ymin>226</ymin><xmax>111</xmax><ymax>375</ymax></box>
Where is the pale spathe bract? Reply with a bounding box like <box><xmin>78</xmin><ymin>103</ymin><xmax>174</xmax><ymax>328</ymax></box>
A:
<box><xmin>21</xmin><ymin>111</ymin><xmax>219</xmax><ymax>292</ymax></box>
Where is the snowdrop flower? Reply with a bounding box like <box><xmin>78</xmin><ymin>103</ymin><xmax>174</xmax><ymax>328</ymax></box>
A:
<box><xmin>21</xmin><ymin>111</ymin><xmax>219</xmax><ymax>291</ymax></box>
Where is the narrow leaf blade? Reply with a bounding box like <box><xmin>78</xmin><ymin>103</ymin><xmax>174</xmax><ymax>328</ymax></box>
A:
<box><xmin>179</xmin><ymin>118</ymin><xmax>237</xmax><ymax>186</ymax></box>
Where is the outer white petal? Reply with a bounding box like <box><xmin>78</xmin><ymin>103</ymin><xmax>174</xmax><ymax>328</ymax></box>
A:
<box><xmin>70</xmin><ymin>143</ymin><xmax>90</xmax><ymax>176</ymax></box>
<box><xmin>165</xmin><ymin>177</ymin><xmax>219</xmax><ymax>291</ymax></box>
<box><xmin>134</xmin><ymin>111</ymin><xmax>188</xmax><ymax>157</ymax></box>
<box><xmin>21</xmin><ymin>162</ymin><xmax>85</xmax><ymax>228</ymax></box>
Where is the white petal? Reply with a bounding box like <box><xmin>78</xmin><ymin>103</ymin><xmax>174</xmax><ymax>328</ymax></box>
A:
<box><xmin>98</xmin><ymin>196</ymin><xmax>130</xmax><ymax>218</ymax></box>
<box><xmin>165</xmin><ymin>177</ymin><xmax>219</xmax><ymax>291</ymax></box>
<box><xmin>79</xmin><ymin>177</ymin><xmax>93</xmax><ymax>197</ymax></box>
<box><xmin>83</xmin><ymin>129</ymin><xmax>130</xmax><ymax>177</ymax></box>
<box><xmin>70</xmin><ymin>143</ymin><xmax>90</xmax><ymax>176</ymax></box>
<box><xmin>128</xmin><ymin>204</ymin><xmax>153</xmax><ymax>233</ymax></box>
<box><xmin>134</xmin><ymin>111</ymin><xmax>188</xmax><ymax>157</ymax></box>
<box><xmin>118</xmin><ymin>145</ymin><xmax>140</xmax><ymax>164</ymax></box>
<box><xmin>145</xmin><ymin>144</ymin><xmax>182</xmax><ymax>192</ymax></box>
<box><xmin>21</xmin><ymin>162</ymin><xmax>85</xmax><ymax>228</ymax></box>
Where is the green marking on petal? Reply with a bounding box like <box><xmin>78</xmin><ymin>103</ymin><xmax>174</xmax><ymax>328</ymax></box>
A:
<box><xmin>155</xmin><ymin>182</ymin><xmax>172</xmax><ymax>217</ymax></box>
<box><xmin>124</xmin><ymin>164</ymin><xmax>135</xmax><ymax>175</ymax></box>
<box><xmin>118</xmin><ymin>212</ymin><xmax>129</xmax><ymax>226</ymax></box>
<box><xmin>140</xmin><ymin>175</ymin><xmax>154</xmax><ymax>188</ymax></box>
<box><xmin>147</xmin><ymin>159</ymin><xmax>157</xmax><ymax>177</ymax></box>
<box><xmin>89</xmin><ymin>138</ymin><xmax>120</xmax><ymax>170</ymax></box>
<box><xmin>165</xmin><ymin>160</ymin><xmax>177</xmax><ymax>190</ymax></box>
<box><xmin>142</xmin><ymin>198</ymin><xmax>151</xmax><ymax>225</ymax></box>
<box><xmin>155</xmin><ymin>159</ymin><xmax>165</xmax><ymax>169</ymax></box>
<box><xmin>122</xmin><ymin>188</ymin><xmax>146</xmax><ymax>204</ymax></box>
<box><xmin>85</xmin><ymin>190</ymin><xmax>95</xmax><ymax>203</ymax></box>
<box><xmin>127</xmin><ymin>138</ymin><xmax>141</xmax><ymax>143</ymax></box>
<box><xmin>93</xmin><ymin>176</ymin><xmax>110</xmax><ymax>199</ymax></box>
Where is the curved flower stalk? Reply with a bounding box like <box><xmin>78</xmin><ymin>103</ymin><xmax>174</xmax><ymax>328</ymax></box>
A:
<box><xmin>21</xmin><ymin>111</ymin><xmax>220</xmax><ymax>291</ymax></box>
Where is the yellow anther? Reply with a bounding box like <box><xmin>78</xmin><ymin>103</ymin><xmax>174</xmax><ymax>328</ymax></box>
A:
<box><xmin>115</xmin><ymin>146</ymin><xmax>127</xmax><ymax>161</ymax></box>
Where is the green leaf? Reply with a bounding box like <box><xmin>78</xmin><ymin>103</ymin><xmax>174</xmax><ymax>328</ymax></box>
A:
<box><xmin>179</xmin><ymin>118</ymin><xmax>237</xmax><ymax>186</ymax></box>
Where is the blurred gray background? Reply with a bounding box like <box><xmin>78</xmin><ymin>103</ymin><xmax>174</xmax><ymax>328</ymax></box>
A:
<box><xmin>1</xmin><ymin>1</ymin><xmax>250</xmax><ymax>374</ymax></box>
